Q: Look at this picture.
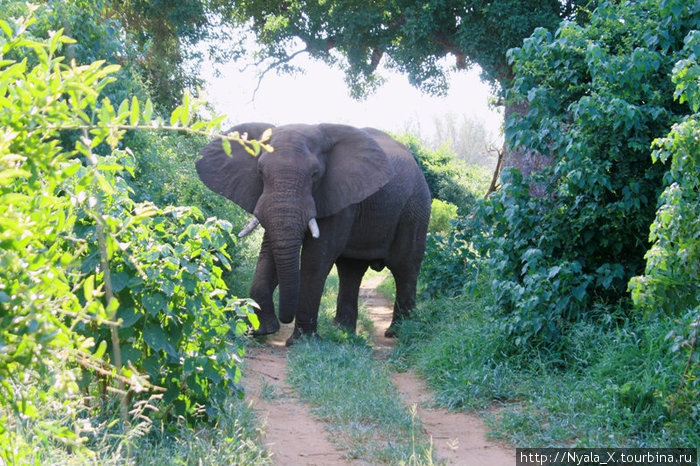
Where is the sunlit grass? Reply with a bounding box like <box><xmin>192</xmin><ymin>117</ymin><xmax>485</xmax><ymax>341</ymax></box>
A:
<box><xmin>394</xmin><ymin>281</ymin><xmax>700</xmax><ymax>448</ymax></box>
<box><xmin>285</xmin><ymin>272</ymin><xmax>435</xmax><ymax>464</ymax></box>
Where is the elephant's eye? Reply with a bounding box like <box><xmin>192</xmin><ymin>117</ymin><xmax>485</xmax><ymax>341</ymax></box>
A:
<box><xmin>311</xmin><ymin>168</ymin><xmax>320</xmax><ymax>181</ymax></box>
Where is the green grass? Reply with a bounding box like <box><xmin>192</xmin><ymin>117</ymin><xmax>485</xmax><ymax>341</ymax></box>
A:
<box><xmin>394</xmin><ymin>283</ymin><xmax>700</xmax><ymax>448</ymax></box>
<box><xmin>1</xmin><ymin>381</ymin><xmax>271</xmax><ymax>465</ymax></box>
<box><xmin>285</xmin><ymin>272</ymin><xmax>435</xmax><ymax>464</ymax></box>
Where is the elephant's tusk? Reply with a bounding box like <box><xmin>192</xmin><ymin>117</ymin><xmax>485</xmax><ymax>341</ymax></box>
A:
<box><xmin>308</xmin><ymin>218</ymin><xmax>320</xmax><ymax>238</ymax></box>
<box><xmin>238</xmin><ymin>217</ymin><xmax>260</xmax><ymax>237</ymax></box>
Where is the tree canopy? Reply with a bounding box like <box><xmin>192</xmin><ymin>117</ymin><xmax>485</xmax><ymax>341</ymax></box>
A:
<box><xmin>233</xmin><ymin>0</ymin><xmax>585</xmax><ymax>98</ymax></box>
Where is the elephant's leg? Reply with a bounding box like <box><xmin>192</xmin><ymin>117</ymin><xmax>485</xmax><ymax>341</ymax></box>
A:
<box><xmin>384</xmin><ymin>266</ymin><xmax>419</xmax><ymax>337</ymax></box>
<box><xmin>287</xmin><ymin>214</ymin><xmax>354</xmax><ymax>346</ymax></box>
<box><xmin>333</xmin><ymin>257</ymin><xmax>370</xmax><ymax>332</ymax></box>
<box><xmin>384</xmin><ymin>199</ymin><xmax>428</xmax><ymax>337</ymax></box>
<box><xmin>249</xmin><ymin>235</ymin><xmax>280</xmax><ymax>335</ymax></box>
<box><xmin>286</xmin><ymin>254</ymin><xmax>334</xmax><ymax>346</ymax></box>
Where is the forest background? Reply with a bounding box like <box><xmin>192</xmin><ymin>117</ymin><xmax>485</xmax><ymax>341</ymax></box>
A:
<box><xmin>1</xmin><ymin>0</ymin><xmax>698</xmax><ymax>463</ymax></box>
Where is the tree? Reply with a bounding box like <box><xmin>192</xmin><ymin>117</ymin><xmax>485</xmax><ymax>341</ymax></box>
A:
<box><xmin>470</xmin><ymin>0</ymin><xmax>699</xmax><ymax>347</ymax></box>
<box><xmin>107</xmin><ymin>0</ymin><xmax>243</xmax><ymax>110</ymax></box>
<box><xmin>230</xmin><ymin>0</ymin><xmax>587</xmax><ymax>174</ymax></box>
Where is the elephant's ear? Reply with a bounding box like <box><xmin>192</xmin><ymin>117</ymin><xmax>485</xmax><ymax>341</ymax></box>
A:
<box><xmin>195</xmin><ymin>122</ymin><xmax>275</xmax><ymax>214</ymax></box>
<box><xmin>315</xmin><ymin>124</ymin><xmax>394</xmax><ymax>218</ymax></box>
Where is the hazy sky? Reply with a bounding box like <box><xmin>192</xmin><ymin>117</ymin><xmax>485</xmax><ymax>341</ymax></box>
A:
<box><xmin>201</xmin><ymin>54</ymin><xmax>504</xmax><ymax>143</ymax></box>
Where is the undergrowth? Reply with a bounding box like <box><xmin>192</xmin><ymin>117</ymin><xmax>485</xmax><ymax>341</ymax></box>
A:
<box><xmin>286</xmin><ymin>273</ymin><xmax>435</xmax><ymax>464</ymax></box>
<box><xmin>394</xmin><ymin>278</ymin><xmax>700</xmax><ymax>447</ymax></box>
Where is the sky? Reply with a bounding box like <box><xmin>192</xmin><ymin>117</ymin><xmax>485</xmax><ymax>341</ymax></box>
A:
<box><xmin>200</xmin><ymin>54</ymin><xmax>504</xmax><ymax>145</ymax></box>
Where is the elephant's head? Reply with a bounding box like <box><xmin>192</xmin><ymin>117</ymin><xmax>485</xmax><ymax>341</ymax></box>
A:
<box><xmin>195</xmin><ymin>123</ymin><xmax>394</xmax><ymax>324</ymax></box>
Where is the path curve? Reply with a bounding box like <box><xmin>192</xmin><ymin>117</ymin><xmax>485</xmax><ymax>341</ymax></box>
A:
<box><xmin>241</xmin><ymin>275</ymin><xmax>515</xmax><ymax>465</ymax></box>
<box><xmin>361</xmin><ymin>275</ymin><xmax>515</xmax><ymax>465</ymax></box>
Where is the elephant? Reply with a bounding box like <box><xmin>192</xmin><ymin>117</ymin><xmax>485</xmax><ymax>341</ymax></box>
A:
<box><xmin>195</xmin><ymin>123</ymin><xmax>431</xmax><ymax>346</ymax></box>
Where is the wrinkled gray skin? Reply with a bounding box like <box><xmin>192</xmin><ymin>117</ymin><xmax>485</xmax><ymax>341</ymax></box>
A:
<box><xmin>196</xmin><ymin>123</ymin><xmax>431</xmax><ymax>346</ymax></box>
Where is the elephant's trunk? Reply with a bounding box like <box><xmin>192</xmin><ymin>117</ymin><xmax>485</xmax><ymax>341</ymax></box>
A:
<box><xmin>262</xmin><ymin>202</ymin><xmax>307</xmax><ymax>324</ymax></box>
<box><xmin>274</xmin><ymin>242</ymin><xmax>301</xmax><ymax>324</ymax></box>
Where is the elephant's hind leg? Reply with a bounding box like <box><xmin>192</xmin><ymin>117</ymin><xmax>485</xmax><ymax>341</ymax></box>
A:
<box><xmin>384</xmin><ymin>267</ymin><xmax>419</xmax><ymax>337</ymax></box>
<box><xmin>334</xmin><ymin>257</ymin><xmax>370</xmax><ymax>332</ymax></box>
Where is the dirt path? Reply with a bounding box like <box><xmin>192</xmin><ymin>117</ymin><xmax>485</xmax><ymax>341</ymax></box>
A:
<box><xmin>360</xmin><ymin>276</ymin><xmax>515</xmax><ymax>465</ymax></box>
<box><xmin>241</xmin><ymin>276</ymin><xmax>515</xmax><ymax>465</ymax></box>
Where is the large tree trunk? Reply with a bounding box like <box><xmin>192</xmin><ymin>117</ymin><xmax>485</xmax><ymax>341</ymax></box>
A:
<box><xmin>501</xmin><ymin>99</ymin><xmax>553</xmax><ymax>197</ymax></box>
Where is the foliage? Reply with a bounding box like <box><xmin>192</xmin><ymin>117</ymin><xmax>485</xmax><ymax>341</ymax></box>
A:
<box><xmin>428</xmin><ymin>199</ymin><xmax>458</xmax><ymax>234</ymax></box>
<box><xmin>231</xmin><ymin>0</ymin><xmax>586</xmax><ymax>98</ymax></box>
<box><xmin>457</xmin><ymin>0</ymin><xmax>700</xmax><ymax>348</ymax></box>
<box><xmin>0</xmin><ymin>9</ymin><xmax>259</xmax><ymax>462</ymax></box>
<box><xmin>126</xmin><ymin>131</ymin><xmax>259</xmax><ymax>298</ymax></box>
<box><xmin>107</xmin><ymin>0</ymin><xmax>243</xmax><ymax>110</ymax></box>
<box><xmin>394</xmin><ymin>283</ymin><xmax>700</xmax><ymax>447</ymax></box>
<box><xmin>10</xmin><ymin>0</ymin><xmax>244</xmax><ymax>112</ymax></box>
<box><xmin>629</xmin><ymin>29</ymin><xmax>700</xmax><ymax>428</ymax></box>
<box><xmin>399</xmin><ymin>133</ymin><xmax>491</xmax><ymax>215</ymax></box>
<box><xmin>629</xmin><ymin>30</ymin><xmax>700</xmax><ymax>318</ymax></box>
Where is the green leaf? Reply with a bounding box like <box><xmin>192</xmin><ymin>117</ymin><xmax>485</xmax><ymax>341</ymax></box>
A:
<box><xmin>94</xmin><ymin>340</ymin><xmax>108</xmax><ymax>359</ymax></box>
<box><xmin>83</xmin><ymin>275</ymin><xmax>95</xmax><ymax>301</ymax></box>
<box><xmin>142</xmin><ymin>292</ymin><xmax>167</xmax><ymax>316</ymax></box>
<box><xmin>118</xmin><ymin>98</ymin><xmax>129</xmax><ymax>119</ymax></box>
<box><xmin>117</xmin><ymin>307</ymin><xmax>142</xmax><ymax>327</ymax></box>
<box><xmin>111</xmin><ymin>271</ymin><xmax>130</xmax><ymax>293</ymax></box>
<box><xmin>130</xmin><ymin>96</ymin><xmax>139</xmax><ymax>126</ymax></box>
<box><xmin>221</xmin><ymin>138</ymin><xmax>232</xmax><ymax>156</ymax></box>
<box><xmin>170</xmin><ymin>107</ymin><xmax>181</xmax><ymax>127</ymax></box>
<box><xmin>143</xmin><ymin>322</ymin><xmax>178</xmax><ymax>357</ymax></box>
<box><xmin>143</xmin><ymin>98</ymin><xmax>153</xmax><ymax>123</ymax></box>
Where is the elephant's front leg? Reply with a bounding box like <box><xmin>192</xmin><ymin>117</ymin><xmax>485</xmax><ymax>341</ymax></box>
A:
<box><xmin>334</xmin><ymin>257</ymin><xmax>370</xmax><ymax>332</ymax></box>
<box><xmin>249</xmin><ymin>235</ymin><xmax>280</xmax><ymax>335</ymax></box>
<box><xmin>287</xmin><ymin>225</ymin><xmax>350</xmax><ymax>345</ymax></box>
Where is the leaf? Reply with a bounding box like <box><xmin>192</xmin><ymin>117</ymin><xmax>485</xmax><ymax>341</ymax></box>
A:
<box><xmin>83</xmin><ymin>275</ymin><xmax>95</xmax><ymax>301</ymax></box>
<box><xmin>94</xmin><ymin>340</ymin><xmax>108</xmax><ymax>359</ymax></box>
<box><xmin>221</xmin><ymin>138</ymin><xmax>232</xmax><ymax>156</ymax></box>
<box><xmin>180</xmin><ymin>92</ymin><xmax>190</xmax><ymax>125</ymax></box>
<box><xmin>118</xmin><ymin>98</ymin><xmax>129</xmax><ymax>119</ymax></box>
<box><xmin>170</xmin><ymin>107</ymin><xmax>181</xmax><ymax>127</ymax></box>
<box><xmin>143</xmin><ymin>98</ymin><xmax>153</xmax><ymax>123</ymax></box>
<box><xmin>130</xmin><ymin>96</ymin><xmax>139</xmax><ymax>126</ymax></box>
<box><xmin>0</xmin><ymin>20</ymin><xmax>12</xmax><ymax>39</ymax></box>
<box><xmin>142</xmin><ymin>292</ymin><xmax>167</xmax><ymax>316</ymax></box>
<box><xmin>111</xmin><ymin>271</ymin><xmax>130</xmax><ymax>293</ymax></box>
<box><xmin>117</xmin><ymin>307</ymin><xmax>142</xmax><ymax>327</ymax></box>
<box><xmin>142</xmin><ymin>322</ymin><xmax>178</xmax><ymax>357</ymax></box>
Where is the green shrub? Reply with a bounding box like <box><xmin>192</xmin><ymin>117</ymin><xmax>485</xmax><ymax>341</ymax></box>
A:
<box><xmin>466</xmin><ymin>0</ymin><xmax>700</xmax><ymax>348</ymax></box>
<box><xmin>0</xmin><ymin>11</ymin><xmax>258</xmax><ymax>462</ymax></box>
<box><xmin>629</xmin><ymin>29</ymin><xmax>700</xmax><ymax>432</ymax></box>
<box><xmin>428</xmin><ymin>199</ymin><xmax>458</xmax><ymax>234</ymax></box>
<box><xmin>398</xmin><ymin>133</ymin><xmax>491</xmax><ymax>215</ymax></box>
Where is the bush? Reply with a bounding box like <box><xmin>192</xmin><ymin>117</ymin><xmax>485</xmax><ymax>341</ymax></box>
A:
<box><xmin>466</xmin><ymin>0</ymin><xmax>699</xmax><ymax>348</ymax></box>
<box><xmin>398</xmin><ymin>133</ymin><xmax>491</xmax><ymax>215</ymax></box>
<box><xmin>0</xmin><ymin>11</ymin><xmax>257</xmax><ymax>462</ymax></box>
<box><xmin>428</xmin><ymin>199</ymin><xmax>458</xmax><ymax>234</ymax></box>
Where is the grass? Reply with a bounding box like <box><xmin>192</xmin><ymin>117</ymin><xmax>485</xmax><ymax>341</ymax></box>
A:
<box><xmin>285</xmin><ymin>271</ymin><xmax>435</xmax><ymax>464</ymax></box>
<box><xmin>393</xmin><ymin>282</ymin><xmax>700</xmax><ymax>448</ymax></box>
<box><xmin>1</xmin><ymin>380</ymin><xmax>271</xmax><ymax>465</ymax></box>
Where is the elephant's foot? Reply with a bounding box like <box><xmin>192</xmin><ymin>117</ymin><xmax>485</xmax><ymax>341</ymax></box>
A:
<box><xmin>251</xmin><ymin>315</ymin><xmax>280</xmax><ymax>336</ymax></box>
<box><xmin>285</xmin><ymin>325</ymin><xmax>321</xmax><ymax>347</ymax></box>
<box><xmin>384</xmin><ymin>323</ymin><xmax>399</xmax><ymax>338</ymax></box>
<box><xmin>332</xmin><ymin>317</ymin><xmax>357</xmax><ymax>333</ymax></box>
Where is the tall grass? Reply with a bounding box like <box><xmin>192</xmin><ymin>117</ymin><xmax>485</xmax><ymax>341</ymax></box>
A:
<box><xmin>285</xmin><ymin>273</ymin><xmax>435</xmax><ymax>464</ymax></box>
<box><xmin>394</xmin><ymin>280</ymin><xmax>700</xmax><ymax>447</ymax></box>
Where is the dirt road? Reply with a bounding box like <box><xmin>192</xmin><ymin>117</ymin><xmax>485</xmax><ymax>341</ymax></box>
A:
<box><xmin>241</xmin><ymin>276</ymin><xmax>515</xmax><ymax>465</ymax></box>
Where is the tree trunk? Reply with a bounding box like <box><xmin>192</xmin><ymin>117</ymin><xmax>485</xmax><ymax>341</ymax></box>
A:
<box><xmin>502</xmin><ymin>99</ymin><xmax>552</xmax><ymax>197</ymax></box>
